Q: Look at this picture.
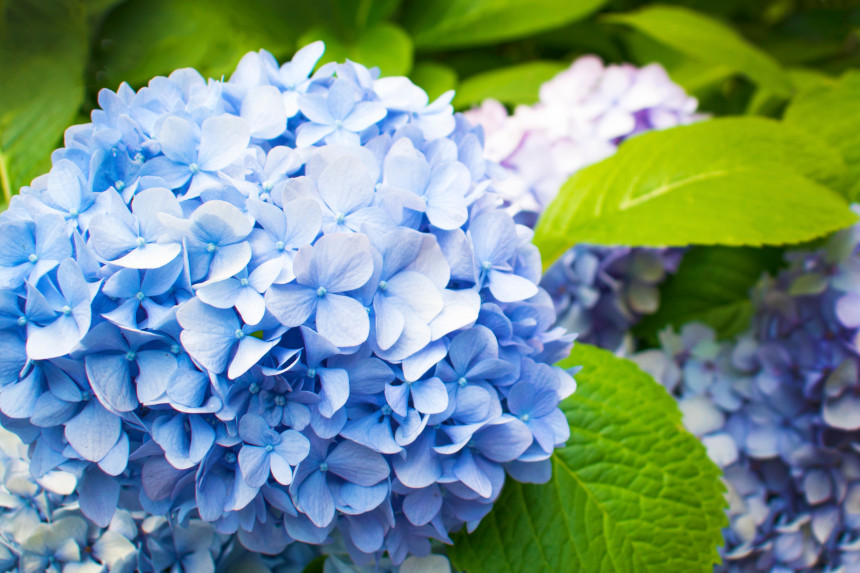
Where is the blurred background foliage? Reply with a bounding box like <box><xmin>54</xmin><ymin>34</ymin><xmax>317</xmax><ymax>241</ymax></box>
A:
<box><xmin>1</xmin><ymin>0</ymin><xmax>859</xmax><ymax>202</ymax></box>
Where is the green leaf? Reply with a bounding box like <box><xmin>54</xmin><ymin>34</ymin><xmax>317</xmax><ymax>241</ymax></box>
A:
<box><xmin>784</xmin><ymin>71</ymin><xmax>860</xmax><ymax>202</ymax></box>
<box><xmin>635</xmin><ymin>246</ymin><xmax>784</xmax><ymax>344</ymax></box>
<box><xmin>0</xmin><ymin>0</ymin><xmax>88</xmax><ymax>200</ymax></box>
<box><xmin>300</xmin><ymin>22</ymin><xmax>413</xmax><ymax>77</ymax></box>
<box><xmin>411</xmin><ymin>61</ymin><xmax>458</xmax><ymax>101</ymax></box>
<box><xmin>605</xmin><ymin>5</ymin><xmax>793</xmax><ymax>97</ymax></box>
<box><xmin>449</xmin><ymin>343</ymin><xmax>726</xmax><ymax>573</ymax></box>
<box><xmin>533</xmin><ymin>117</ymin><xmax>856</xmax><ymax>266</ymax></box>
<box><xmin>403</xmin><ymin>0</ymin><xmax>607</xmax><ymax>50</ymax></box>
<box><xmin>96</xmin><ymin>0</ymin><xmax>299</xmax><ymax>89</ymax></box>
<box><xmin>453</xmin><ymin>61</ymin><xmax>566</xmax><ymax>109</ymax></box>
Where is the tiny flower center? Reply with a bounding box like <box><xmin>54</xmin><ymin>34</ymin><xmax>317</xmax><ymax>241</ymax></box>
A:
<box><xmin>458</xmin><ymin>377</ymin><xmax>468</xmax><ymax>387</ymax></box>
<box><xmin>224</xmin><ymin>452</ymin><xmax>237</xmax><ymax>463</ymax></box>
<box><xmin>125</xmin><ymin>351</ymin><xmax>136</xmax><ymax>362</ymax></box>
<box><xmin>381</xmin><ymin>405</ymin><xmax>392</xmax><ymax>416</ymax></box>
<box><xmin>249</xmin><ymin>383</ymin><xmax>261</xmax><ymax>394</ymax></box>
<box><xmin>61</xmin><ymin>305</ymin><xmax>72</xmax><ymax>316</ymax></box>
<box><xmin>114</xmin><ymin>180</ymin><xmax>125</xmax><ymax>191</ymax></box>
<box><xmin>206</xmin><ymin>242</ymin><xmax>218</xmax><ymax>253</ymax></box>
<box><xmin>69</xmin><ymin>208</ymin><xmax>79</xmax><ymax>217</ymax></box>
<box><xmin>170</xmin><ymin>344</ymin><xmax>181</xmax><ymax>354</ymax></box>
<box><xmin>274</xmin><ymin>395</ymin><xmax>286</xmax><ymax>406</ymax></box>
<box><xmin>189</xmin><ymin>162</ymin><xmax>200</xmax><ymax>174</ymax></box>
<box><xmin>263</xmin><ymin>181</ymin><xmax>274</xmax><ymax>192</ymax></box>
<box><xmin>240</xmin><ymin>278</ymin><xmax>249</xmax><ymax>287</ymax></box>
<box><xmin>275</xmin><ymin>241</ymin><xmax>286</xmax><ymax>251</ymax></box>
<box><xmin>136</xmin><ymin>237</ymin><xmax>146</xmax><ymax>248</ymax></box>
<box><xmin>335</xmin><ymin>212</ymin><xmax>345</xmax><ymax>224</ymax></box>
<box><xmin>28</xmin><ymin>254</ymin><xmax>38</xmax><ymax>263</ymax></box>
<box><xmin>265</xmin><ymin>444</ymin><xmax>274</xmax><ymax>453</ymax></box>
<box><xmin>520</xmin><ymin>413</ymin><xmax>530</xmax><ymax>423</ymax></box>
<box><xmin>81</xmin><ymin>391</ymin><xmax>90</xmax><ymax>401</ymax></box>
<box><xmin>307</xmin><ymin>368</ymin><xmax>317</xmax><ymax>379</ymax></box>
<box><xmin>17</xmin><ymin>316</ymin><xmax>27</xmax><ymax>326</ymax></box>
<box><xmin>316</xmin><ymin>287</ymin><xmax>327</xmax><ymax>298</ymax></box>
<box><xmin>481</xmin><ymin>260</ymin><xmax>492</xmax><ymax>271</ymax></box>
<box><xmin>235</xmin><ymin>329</ymin><xmax>245</xmax><ymax>339</ymax></box>
<box><xmin>378</xmin><ymin>280</ymin><xmax>388</xmax><ymax>291</ymax></box>
<box><xmin>334</xmin><ymin>119</ymin><xmax>344</xmax><ymax>128</ymax></box>
<box><xmin>134</xmin><ymin>153</ymin><xmax>145</xmax><ymax>163</ymax></box>
<box><xmin>319</xmin><ymin>462</ymin><xmax>328</xmax><ymax>473</ymax></box>
<box><xmin>136</xmin><ymin>291</ymin><xmax>146</xmax><ymax>301</ymax></box>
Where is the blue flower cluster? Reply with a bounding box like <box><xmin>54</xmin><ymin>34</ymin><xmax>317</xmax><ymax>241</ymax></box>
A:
<box><xmin>0</xmin><ymin>42</ymin><xmax>575</xmax><ymax>565</ymax></box>
<box><xmin>634</xmin><ymin>222</ymin><xmax>860</xmax><ymax>572</ymax></box>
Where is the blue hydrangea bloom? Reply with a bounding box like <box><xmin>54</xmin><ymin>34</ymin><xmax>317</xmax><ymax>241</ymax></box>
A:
<box><xmin>0</xmin><ymin>42</ymin><xmax>575</xmax><ymax>565</ymax></box>
<box><xmin>634</xmin><ymin>221</ymin><xmax>860</xmax><ymax>572</ymax></box>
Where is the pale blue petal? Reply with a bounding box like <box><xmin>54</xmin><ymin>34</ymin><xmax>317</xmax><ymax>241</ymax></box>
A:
<box><xmin>85</xmin><ymin>354</ymin><xmax>138</xmax><ymax>413</ymax></box>
<box><xmin>326</xmin><ymin>441</ymin><xmax>389</xmax><ymax>486</ymax></box>
<box><xmin>316</xmin><ymin>293</ymin><xmax>370</xmax><ymax>347</ymax></box>
<box><xmin>239</xmin><ymin>445</ymin><xmax>271</xmax><ymax>488</ymax></box>
<box><xmin>64</xmin><ymin>401</ymin><xmax>121</xmax><ymax>462</ymax></box>
<box><xmin>158</xmin><ymin>116</ymin><xmax>199</xmax><ymax>165</ymax></box>
<box><xmin>197</xmin><ymin>115</ymin><xmax>251</xmax><ymax>172</ymax></box>
<box><xmin>265</xmin><ymin>283</ymin><xmax>317</xmax><ymax>327</ymax></box>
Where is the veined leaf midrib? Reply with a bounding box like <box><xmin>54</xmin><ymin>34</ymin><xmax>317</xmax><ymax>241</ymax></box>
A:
<box><xmin>618</xmin><ymin>168</ymin><xmax>732</xmax><ymax>211</ymax></box>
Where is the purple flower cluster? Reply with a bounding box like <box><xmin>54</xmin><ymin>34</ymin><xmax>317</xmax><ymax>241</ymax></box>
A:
<box><xmin>635</xmin><ymin>221</ymin><xmax>860</xmax><ymax>572</ymax></box>
<box><xmin>465</xmin><ymin>56</ymin><xmax>696</xmax><ymax>351</ymax></box>
<box><xmin>0</xmin><ymin>42</ymin><xmax>575</xmax><ymax>566</ymax></box>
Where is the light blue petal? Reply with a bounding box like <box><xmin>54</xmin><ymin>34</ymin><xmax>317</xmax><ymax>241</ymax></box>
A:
<box><xmin>64</xmin><ymin>401</ymin><xmax>121</xmax><ymax>462</ymax></box>
<box><xmin>239</xmin><ymin>445</ymin><xmax>271</xmax><ymax>488</ymax></box>
<box><xmin>86</xmin><ymin>354</ymin><xmax>138</xmax><ymax>413</ymax></box>
<box><xmin>158</xmin><ymin>116</ymin><xmax>199</xmax><ymax>165</ymax></box>
<box><xmin>297</xmin><ymin>470</ymin><xmax>335</xmax><ymax>527</ymax></box>
<box><xmin>241</xmin><ymin>85</ymin><xmax>288</xmax><ymax>139</ymax></box>
<box><xmin>325</xmin><ymin>441</ymin><xmax>388</xmax><ymax>486</ymax></box>
<box><xmin>265</xmin><ymin>283</ymin><xmax>317</xmax><ymax>327</ymax></box>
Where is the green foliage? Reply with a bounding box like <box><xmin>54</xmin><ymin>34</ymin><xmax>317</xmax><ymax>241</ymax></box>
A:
<box><xmin>449</xmin><ymin>343</ymin><xmax>726</xmax><ymax>573</ymax></box>
<box><xmin>452</xmin><ymin>61</ymin><xmax>566</xmax><ymax>109</ymax></box>
<box><xmin>635</xmin><ymin>246</ymin><xmax>784</xmax><ymax>345</ymax></box>
<box><xmin>606</xmin><ymin>4</ymin><xmax>793</xmax><ymax>96</ymax></box>
<box><xmin>301</xmin><ymin>22</ymin><xmax>414</xmax><ymax>76</ymax></box>
<box><xmin>410</xmin><ymin>62</ymin><xmax>459</xmax><ymax>100</ymax></box>
<box><xmin>403</xmin><ymin>0</ymin><xmax>607</xmax><ymax>50</ymax></box>
<box><xmin>96</xmin><ymin>0</ymin><xmax>299</xmax><ymax>89</ymax></box>
<box><xmin>533</xmin><ymin>117</ymin><xmax>856</xmax><ymax>266</ymax></box>
<box><xmin>784</xmin><ymin>71</ymin><xmax>860</xmax><ymax>202</ymax></box>
<box><xmin>0</xmin><ymin>0</ymin><xmax>88</xmax><ymax>200</ymax></box>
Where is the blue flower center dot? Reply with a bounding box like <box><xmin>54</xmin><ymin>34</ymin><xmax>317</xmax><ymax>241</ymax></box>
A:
<box><xmin>265</xmin><ymin>444</ymin><xmax>274</xmax><ymax>453</ymax></box>
<box><xmin>335</xmin><ymin>212</ymin><xmax>345</xmax><ymax>224</ymax></box>
<box><xmin>115</xmin><ymin>180</ymin><xmax>125</xmax><ymax>191</ymax></box>
<box><xmin>17</xmin><ymin>317</ymin><xmax>27</xmax><ymax>326</ymax></box>
<box><xmin>274</xmin><ymin>395</ymin><xmax>286</xmax><ymax>406</ymax></box>
<box><xmin>319</xmin><ymin>462</ymin><xmax>328</xmax><ymax>473</ymax></box>
<box><xmin>224</xmin><ymin>452</ymin><xmax>236</xmax><ymax>463</ymax></box>
<box><xmin>189</xmin><ymin>163</ymin><xmax>200</xmax><ymax>174</ymax></box>
<box><xmin>458</xmin><ymin>377</ymin><xmax>468</xmax><ymax>387</ymax></box>
<box><xmin>69</xmin><ymin>208</ymin><xmax>79</xmax><ymax>217</ymax></box>
<box><xmin>125</xmin><ymin>351</ymin><xmax>136</xmax><ymax>362</ymax></box>
<box><xmin>316</xmin><ymin>287</ymin><xmax>327</xmax><ymax>297</ymax></box>
<box><xmin>378</xmin><ymin>280</ymin><xmax>388</xmax><ymax>291</ymax></box>
<box><xmin>206</xmin><ymin>243</ymin><xmax>218</xmax><ymax>253</ymax></box>
<box><xmin>61</xmin><ymin>305</ymin><xmax>72</xmax><ymax>316</ymax></box>
<box><xmin>136</xmin><ymin>291</ymin><xmax>146</xmax><ymax>301</ymax></box>
<box><xmin>136</xmin><ymin>237</ymin><xmax>146</xmax><ymax>248</ymax></box>
<box><xmin>334</xmin><ymin>119</ymin><xmax>343</xmax><ymax>128</ymax></box>
<box><xmin>170</xmin><ymin>344</ymin><xmax>181</xmax><ymax>354</ymax></box>
<box><xmin>28</xmin><ymin>254</ymin><xmax>38</xmax><ymax>263</ymax></box>
<box><xmin>134</xmin><ymin>153</ymin><xmax>145</xmax><ymax>163</ymax></box>
<box><xmin>263</xmin><ymin>181</ymin><xmax>274</xmax><ymax>192</ymax></box>
<box><xmin>307</xmin><ymin>368</ymin><xmax>317</xmax><ymax>379</ymax></box>
<box><xmin>240</xmin><ymin>278</ymin><xmax>249</xmax><ymax>287</ymax></box>
<box><xmin>275</xmin><ymin>241</ymin><xmax>286</xmax><ymax>252</ymax></box>
<box><xmin>481</xmin><ymin>261</ymin><xmax>492</xmax><ymax>271</ymax></box>
<box><xmin>381</xmin><ymin>405</ymin><xmax>392</xmax><ymax>416</ymax></box>
<box><xmin>235</xmin><ymin>329</ymin><xmax>245</xmax><ymax>339</ymax></box>
<box><xmin>81</xmin><ymin>391</ymin><xmax>90</xmax><ymax>401</ymax></box>
<box><xmin>520</xmin><ymin>414</ymin><xmax>531</xmax><ymax>422</ymax></box>
<box><xmin>249</xmin><ymin>383</ymin><xmax>261</xmax><ymax>394</ymax></box>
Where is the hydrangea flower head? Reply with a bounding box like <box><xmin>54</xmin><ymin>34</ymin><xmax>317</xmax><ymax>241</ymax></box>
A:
<box><xmin>634</xmin><ymin>220</ymin><xmax>860</xmax><ymax>571</ymax></box>
<box><xmin>465</xmin><ymin>57</ymin><xmax>697</xmax><ymax>351</ymax></box>
<box><xmin>0</xmin><ymin>42</ymin><xmax>575</xmax><ymax>564</ymax></box>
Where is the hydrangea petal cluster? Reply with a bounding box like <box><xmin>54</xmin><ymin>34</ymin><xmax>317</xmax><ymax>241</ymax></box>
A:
<box><xmin>0</xmin><ymin>42</ymin><xmax>575</xmax><ymax>565</ymax></box>
<box><xmin>634</xmin><ymin>221</ymin><xmax>860</xmax><ymax>572</ymax></box>
<box><xmin>465</xmin><ymin>56</ymin><xmax>697</xmax><ymax>351</ymax></box>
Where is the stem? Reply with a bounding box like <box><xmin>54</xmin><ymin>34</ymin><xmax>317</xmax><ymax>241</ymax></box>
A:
<box><xmin>0</xmin><ymin>151</ymin><xmax>10</xmax><ymax>204</ymax></box>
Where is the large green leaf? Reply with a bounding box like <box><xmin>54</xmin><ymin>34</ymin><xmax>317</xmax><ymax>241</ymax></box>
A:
<box><xmin>605</xmin><ymin>5</ymin><xmax>792</xmax><ymax>96</ymax></box>
<box><xmin>452</xmin><ymin>61</ymin><xmax>566</xmax><ymax>109</ymax></box>
<box><xmin>0</xmin><ymin>0</ymin><xmax>88</xmax><ymax>200</ymax></box>
<box><xmin>300</xmin><ymin>22</ymin><xmax>413</xmax><ymax>77</ymax></box>
<box><xmin>784</xmin><ymin>71</ymin><xmax>860</xmax><ymax>202</ymax></box>
<box><xmin>635</xmin><ymin>246</ymin><xmax>784</xmax><ymax>344</ymax></box>
<box><xmin>449</xmin><ymin>344</ymin><xmax>726</xmax><ymax>573</ymax></box>
<box><xmin>533</xmin><ymin>117</ymin><xmax>855</xmax><ymax>266</ymax></box>
<box><xmin>403</xmin><ymin>0</ymin><xmax>606</xmax><ymax>50</ymax></box>
<box><xmin>411</xmin><ymin>61</ymin><xmax>458</xmax><ymax>101</ymax></box>
<box><xmin>96</xmin><ymin>0</ymin><xmax>299</xmax><ymax>89</ymax></box>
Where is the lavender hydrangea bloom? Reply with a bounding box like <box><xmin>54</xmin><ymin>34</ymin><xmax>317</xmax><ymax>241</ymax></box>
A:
<box><xmin>0</xmin><ymin>42</ymin><xmax>576</xmax><ymax>565</ymax></box>
<box><xmin>465</xmin><ymin>57</ymin><xmax>698</xmax><ymax>353</ymax></box>
<box><xmin>634</xmin><ymin>221</ymin><xmax>860</xmax><ymax>571</ymax></box>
